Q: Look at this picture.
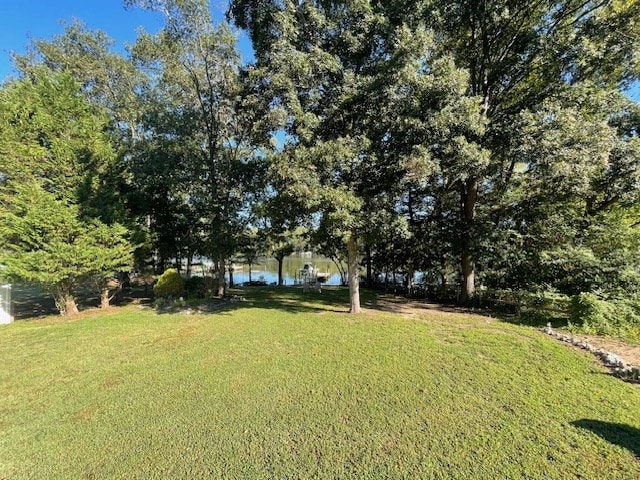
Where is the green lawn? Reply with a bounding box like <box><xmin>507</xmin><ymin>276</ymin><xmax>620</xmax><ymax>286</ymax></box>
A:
<box><xmin>1</xmin><ymin>287</ymin><xmax>640</xmax><ymax>479</ymax></box>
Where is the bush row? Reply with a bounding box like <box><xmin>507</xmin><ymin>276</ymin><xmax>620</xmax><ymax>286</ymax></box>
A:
<box><xmin>484</xmin><ymin>289</ymin><xmax>640</xmax><ymax>340</ymax></box>
<box><xmin>569</xmin><ymin>293</ymin><xmax>640</xmax><ymax>339</ymax></box>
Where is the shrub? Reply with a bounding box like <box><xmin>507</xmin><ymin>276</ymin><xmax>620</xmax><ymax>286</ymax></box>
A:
<box><xmin>486</xmin><ymin>289</ymin><xmax>570</xmax><ymax>323</ymax></box>
<box><xmin>183</xmin><ymin>276</ymin><xmax>212</xmax><ymax>299</ymax></box>
<box><xmin>570</xmin><ymin>293</ymin><xmax>640</xmax><ymax>339</ymax></box>
<box><xmin>570</xmin><ymin>293</ymin><xmax>611</xmax><ymax>331</ymax></box>
<box><xmin>153</xmin><ymin>269</ymin><xmax>184</xmax><ymax>299</ymax></box>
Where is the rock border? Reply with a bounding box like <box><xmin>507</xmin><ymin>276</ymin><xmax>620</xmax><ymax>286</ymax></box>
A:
<box><xmin>542</xmin><ymin>323</ymin><xmax>640</xmax><ymax>382</ymax></box>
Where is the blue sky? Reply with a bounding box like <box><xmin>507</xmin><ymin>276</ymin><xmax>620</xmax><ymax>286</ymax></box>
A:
<box><xmin>0</xmin><ymin>0</ymin><xmax>253</xmax><ymax>82</ymax></box>
<box><xmin>1</xmin><ymin>1</ymin><xmax>637</xmax><ymax>100</ymax></box>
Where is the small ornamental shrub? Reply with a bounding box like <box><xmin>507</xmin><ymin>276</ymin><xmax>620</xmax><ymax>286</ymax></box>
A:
<box><xmin>153</xmin><ymin>269</ymin><xmax>184</xmax><ymax>298</ymax></box>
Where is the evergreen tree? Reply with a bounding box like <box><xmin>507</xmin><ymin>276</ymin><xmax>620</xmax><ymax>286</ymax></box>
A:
<box><xmin>0</xmin><ymin>70</ymin><xmax>134</xmax><ymax>315</ymax></box>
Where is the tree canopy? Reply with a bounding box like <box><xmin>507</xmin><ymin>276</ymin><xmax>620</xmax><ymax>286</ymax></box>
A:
<box><xmin>1</xmin><ymin>0</ymin><xmax>639</xmax><ymax>314</ymax></box>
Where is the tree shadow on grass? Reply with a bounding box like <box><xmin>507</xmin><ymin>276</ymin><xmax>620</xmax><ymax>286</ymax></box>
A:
<box><xmin>154</xmin><ymin>286</ymin><xmax>358</xmax><ymax>316</ymax></box>
<box><xmin>10</xmin><ymin>283</ymin><xmax>366</xmax><ymax>320</ymax></box>
<box><xmin>11</xmin><ymin>283</ymin><xmax>153</xmax><ymax>320</ymax></box>
<box><xmin>11</xmin><ymin>284</ymin><xmax>59</xmax><ymax>320</ymax></box>
<box><xmin>572</xmin><ymin>419</ymin><xmax>640</xmax><ymax>458</ymax></box>
<box><xmin>13</xmin><ymin>283</ymin><xmax>493</xmax><ymax>320</ymax></box>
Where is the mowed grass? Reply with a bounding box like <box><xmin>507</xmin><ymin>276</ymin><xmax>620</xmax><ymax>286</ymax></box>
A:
<box><xmin>1</xmin><ymin>288</ymin><xmax>640</xmax><ymax>479</ymax></box>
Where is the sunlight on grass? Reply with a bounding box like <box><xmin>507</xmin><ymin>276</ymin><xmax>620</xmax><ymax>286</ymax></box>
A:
<box><xmin>1</xmin><ymin>287</ymin><xmax>639</xmax><ymax>479</ymax></box>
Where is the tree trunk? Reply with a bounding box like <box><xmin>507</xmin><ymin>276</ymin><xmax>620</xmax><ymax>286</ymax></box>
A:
<box><xmin>186</xmin><ymin>253</ymin><xmax>193</xmax><ymax>278</ymax></box>
<box><xmin>54</xmin><ymin>285</ymin><xmax>79</xmax><ymax>316</ymax></box>
<box><xmin>65</xmin><ymin>297</ymin><xmax>79</xmax><ymax>316</ymax></box>
<box><xmin>407</xmin><ymin>262</ymin><xmax>414</xmax><ymax>297</ymax></box>
<box><xmin>365</xmin><ymin>244</ymin><xmax>372</xmax><ymax>287</ymax></box>
<box><xmin>277</xmin><ymin>255</ymin><xmax>284</xmax><ymax>286</ymax></box>
<box><xmin>229</xmin><ymin>265</ymin><xmax>234</xmax><ymax>288</ymax></box>
<box><xmin>441</xmin><ymin>272</ymin><xmax>449</xmax><ymax>297</ymax></box>
<box><xmin>157</xmin><ymin>253</ymin><xmax>165</xmax><ymax>274</ymax></box>
<box><xmin>217</xmin><ymin>258</ymin><xmax>226</xmax><ymax>297</ymax></box>
<box><xmin>392</xmin><ymin>267</ymin><xmax>397</xmax><ymax>293</ymax></box>
<box><xmin>460</xmin><ymin>177</ymin><xmax>478</xmax><ymax>303</ymax></box>
<box><xmin>100</xmin><ymin>287</ymin><xmax>111</xmax><ymax>309</ymax></box>
<box><xmin>119</xmin><ymin>271</ymin><xmax>130</xmax><ymax>291</ymax></box>
<box><xmin>248</xmin><ymin>262</ymin><xmax>252</xmax><ymax>284</ymax></box>
<box><xmin>347</xmin><ymin>234</ymin><xmax>361</xmax><ymax>314</ymax></box>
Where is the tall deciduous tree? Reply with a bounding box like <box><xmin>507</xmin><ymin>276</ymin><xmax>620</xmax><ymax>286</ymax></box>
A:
<box><xmin>129</xmin><ymin>0</ymin><xmax>267</xmax><ymax>296</ymax></box>
<box><xmin>484</xmin><ymin>86</ymin><xmax>640</xmax><ymax>296</ymax></box>
<box><xmin>230</xmin><ymin>0</ymin><xmax>461</xmax><ymax>312</ymax></box>
<box><xmin>421</xmin><ymin>0</ymin><xmax>640</xmax><ymax>301</ymax></box>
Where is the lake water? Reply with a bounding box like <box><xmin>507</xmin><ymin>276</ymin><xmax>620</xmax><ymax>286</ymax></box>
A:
<box><xmin>223</xmin><ymin>256</ymin><xmax>345</xmax><ymax>286</ymax></box>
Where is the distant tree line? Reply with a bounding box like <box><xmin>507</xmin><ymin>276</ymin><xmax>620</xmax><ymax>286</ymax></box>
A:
<box><xmin>0</xmin><ymin>0</ymin><xmax>638</xmax><ymax>315</ymax></box>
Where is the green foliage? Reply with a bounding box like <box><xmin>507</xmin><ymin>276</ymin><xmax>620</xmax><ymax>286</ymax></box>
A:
<box><xmin>0</xmin><ymin>69</ymin><xmax>134</xmax><ymax>315</ymax></box>
<box><xmin>0</xmin><ymin>182</ymin><xmax>134</xmax><ymax>314</ymax></box>
<box><xmin>85</xmin><ymin>221</ymin><xmax>136</xmax><ymax>307</ymax></box>
<box><xmin>128</xmin><ymin>0</ymin><xmax>269</xmax><ymax>279</ymax></box>
<box><xmin>14</xmin><ymin>19</ymin><xmax>144</xmax><ymax>130</ymax></box>
<box><xmin>570</xmin><ymin>293</ymin><xmax>640</xmax><ymax>339</ymax></box>
<box><xmin>153</xmin><ymin>268</ymin><xmax>184</xmax><ymax>298</ymax></box>
<box><xmin>5</xmin><ymin>1</ymin><xmax>639</xmax><ymax>317</ymax></box>
<box><xmin>229</xmin><ymin>0</ymin><xmax>484</xmax><ymax>310</ymax></box>
<box><xmin>0</xmin><ymin>68</ymin><xmax>116</xmax><ymax>204</ymax></box>
<box><xmin>485</xmin><ymin>289</ymin><xmax>571</xmax><ymax>325</ymax></box>
<box><xmin>0</xmin><ymin>183</ymin><xmax>92</xmax><ymax>286</ymax></box>
<box><xmin>85</xmin><ymin>222</ymin><xmax>136</xmax><ymax>276</ymax></box>
<box><xmin>183</xmin><ymin>276</ymin><xmax>213</xmax><ymax>299</ymax></box>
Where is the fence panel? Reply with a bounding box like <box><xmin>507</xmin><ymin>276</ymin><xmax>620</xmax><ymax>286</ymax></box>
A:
<box><xmin>0</xmin><ymin>284</ymin><xmax>13</xmax><ymax>324</ymax></box>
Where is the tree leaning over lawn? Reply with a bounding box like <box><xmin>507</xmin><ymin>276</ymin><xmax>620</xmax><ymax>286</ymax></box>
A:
<box><xmin>0</xmin><ymin>70</ymin><xmax>134</xmax><ymax>315</ymax></box>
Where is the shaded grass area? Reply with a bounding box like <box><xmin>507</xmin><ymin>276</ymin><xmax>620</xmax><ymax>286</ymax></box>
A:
<box><xmin>1</xmin><ymin>287</ymin><xmax>640</xmax><ymax>479</ymax></box>
<box><xmin>10</xmin><ymin>283</ymin><xmax>154</xmax><ymax>320</ymax></box>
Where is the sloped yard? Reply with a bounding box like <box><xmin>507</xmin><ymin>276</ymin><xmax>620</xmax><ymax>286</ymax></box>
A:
<box><xmin>1</xmin><ymin>287</ymin><xmax>639</xmax><ymax>479</ymax></box>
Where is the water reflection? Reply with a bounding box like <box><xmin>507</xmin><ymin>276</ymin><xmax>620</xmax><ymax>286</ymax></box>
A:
<box><xmin>227</xmin><ymin>256</ymin><xmax>344</xmax><ymax>286</ymax></box>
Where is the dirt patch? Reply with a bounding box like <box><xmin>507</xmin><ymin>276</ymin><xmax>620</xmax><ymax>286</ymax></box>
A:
<box><xmin>554</xmin><ymin>330</ymin><xmax>640</xmax><ymax>368</ymax></box>
<box><xmin>367</xmin><ymin>295</ymin><xmax>496</xmax><ymax>323</ymax></box>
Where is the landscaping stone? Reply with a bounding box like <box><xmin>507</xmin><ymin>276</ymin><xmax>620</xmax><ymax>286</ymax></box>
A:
<box><xmin>603</xmin><ymin>353</ymin><xmax>623</xmax><ymax>367</ymax></box>
<box><xmin>541</xmin><ymin>325</ymin><xmax>639</xmax><ymax>383</ymax></box>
